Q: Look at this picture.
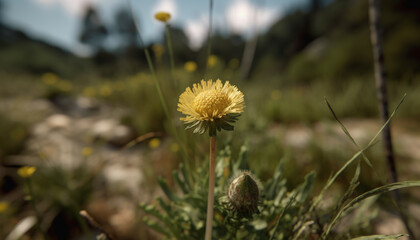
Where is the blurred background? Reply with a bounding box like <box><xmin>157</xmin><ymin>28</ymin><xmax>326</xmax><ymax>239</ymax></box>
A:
<box><xmin>0</xmin><ymin>0</ymin><xmax>420</xmax><ymax>239</ymax></box>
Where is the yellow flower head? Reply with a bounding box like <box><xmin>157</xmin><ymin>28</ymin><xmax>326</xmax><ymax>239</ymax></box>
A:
<box><xmin>42</xmin><ymin>72</ymin><xmax>59</xmax><ymax>85</ymax></box>
<box><xmin>18</xmin><ymin>166</ymin><xmax>37</xmax><ymax>178</ymax></box>
<box><xmin>184</xmin><ymin>61</ymin><xmax>197</xmax><ymax>73</ymax></box>
<box><xmin>155</xmin><ymin>12</ymin><xmax>171</xmax><ymax>23</ymax></box>
<box><xmin>207</xmin><ymin>55</ymin><xmax>218</xmax><ymax>68</ymax></box>
<box><xmin>148</xmin><ymin>138</ymin><xmax>161</xmax><ymax>149</ymax></box>
<box><xmin>177</xmin><ymin>79</ymin><xmax>244</xmax><ymax>136</ymax></box>
<box><xmin>0</xmin><ymin>201</ymin><xmax>10</xmax><ymax>213</ymax></box>
<box><xmin>83</xmin><ymin>87</ymin><xmax>96</xmax><ymax>97</ymax></box>
<box><xmin>82</xmin><ymin>147</ymin><xmax>93</xmax><ymax>157</ymax></box>
<box><xmin>170</xmin><ymin>143</ymin><xmax>179</xmax><ymax>152</ymax></box>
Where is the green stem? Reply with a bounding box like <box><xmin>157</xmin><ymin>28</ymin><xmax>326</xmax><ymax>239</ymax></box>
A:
<box><xmin>204</xmin><ymin>0</ymin><xmax>214</xmax><ymax>78</ymax></box>
<box><xmin>26</xmin><ymin>178</ymin><xmax>47</xmax><ymax>240</ymax></box>
<box><xmin>128</xmin><ymin>1</ymin><xmax>194</xmax><ymax>184</ymax></box>
<box><xmin>205</xmin><ymin>137</ymin><xmax>216</xmax><ymax>240</ymax></box>
<box><xmin>165</xmin><ymin>24</ymin><xmax>177</xmax><ymax>90</ymax></box>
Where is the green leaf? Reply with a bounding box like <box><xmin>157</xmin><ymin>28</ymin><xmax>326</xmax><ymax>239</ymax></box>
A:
<box><xmin>234</xmin><ymin>143</ymin><xmax>249</xmax><ymax>171</ymax></box>
<box><xmin>180</xmin><ymin>163</ymin><xmax>192</xmax><ymax>191</ymax></box>
<box><xmin>143</xmin><ymin>216</ymin><xmax>171</xmax><ymax>237</ymax></box>
<box><xmin>296</xmin><ymin>171</ymin><xmax>316</xmax><ymax>203</ymax></box>
<box><xmin>158</xmin><ymin>176</ymin><xmax>177</xmax><ymax>201</ymax></box>
<box><xmin>336</xmin><ymin>159</ymin><xmax>361</xmax><ymax>211</ymax></box>
<box><xmin>173</xmin><ymin>170</ymin><xmax>188</xmax><ymax>194</ymax></box>
<box><xmin>265</xmin><ymin>160</ymin><xmax>285</xmax><ymax>201</ymax></box>
<box><xmin>269</xmin><ymin>192</ymin><xmax>298</xmax><ymax>240</ymax></box>
<box><xmin>251</xmin><ymin>219</ymin><xmax>268</xmax><ymax>230</ymax></box>
<box><xmin>350</xmin><ymin>234</ymin><xmax>408</xmax><ymax>240</ymax></box>
<box><xmin>157</xmin><ymin>197</ymin><xmax>171</xmax><ymax>215</ymax></box>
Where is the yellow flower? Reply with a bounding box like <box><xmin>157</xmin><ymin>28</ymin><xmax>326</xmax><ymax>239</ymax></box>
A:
<box><xmin>0</xmin><ymin>201</ymin><xmax>10</xmax><ymax>213</ymax></box>
<box><xmin>170</xmin><ymin>143</ymin><xmax>179</xmax><ymax>153</ymax></box>
<box><xmin>155</xmin><ymin>12</ymin><xmax>171</xmax><ymax>23</ymax></box>
<box><xmin>17</xmin><ymin>166</ymin><xmax>37</xmax><ymax>178</ymax></box>
<box><xmin>41</xmin><ymin>72</ymin><xmax>58</xmax><ymax>85</ymax></box>
<box><xmin>99</xmin><ymin>85</ymin><xmax>112</xmax><ymax>97</ymax></box>
<box><xmin>83</xmin><ymin>87</ymin><xmax>96</xmax><ymax>97</ymax></box>
<box><xmin>184</xmin><ymin>61</ymin><xmax>197</xmax><ymax>73</ymax></box>
<box><xmin>177</xmin><ymin>79</ymin><xmax>244</xmax><ymax>136</ymax></box>
<box><xmin>82</xmin><ymin>147</ymin><xmax>93</xmax><ymax>156</ymax></box>
<box><xmin>207</xmin><ymin>55</ymin><xmax>218</xmax><ymax>68</ymax></box>
<box><xmin>149</xmin><ymin>138</ymin><xmax>161</xmax><ymax>149</ymax></box>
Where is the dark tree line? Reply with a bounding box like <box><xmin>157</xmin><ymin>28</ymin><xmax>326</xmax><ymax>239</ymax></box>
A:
<box><xmin>77</xmin><ymin>1</ymin><xmax>420</xmax><ymax>79</ymax></box>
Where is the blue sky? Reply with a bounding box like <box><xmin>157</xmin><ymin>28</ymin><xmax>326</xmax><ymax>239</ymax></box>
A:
<box><xmin>3</xmin><ymin>0</ymin><xmax>308</xmax><ymax>55</ymax></box>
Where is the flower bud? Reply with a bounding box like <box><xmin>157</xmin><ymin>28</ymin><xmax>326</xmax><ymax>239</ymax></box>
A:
<box><xmin>228</xmin><ymin>172</ymin><xmax>260</xmax><ymax>216</ymax></box>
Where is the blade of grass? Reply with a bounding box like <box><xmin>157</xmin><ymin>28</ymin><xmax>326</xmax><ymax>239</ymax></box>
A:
<box><xmin>165</xmin><ymin>24</ymin><xmax>177</xmax><ymax>90</ymax></box>
<box><xmin>128</xmin><ymin>0</ymin><xmax>194</xmax><ymax>184</ymax></box>
<box><xmin>309</xmin><ymin>142</ymin><xmax>377</xmax><ymax>213</ymax></box>
<box><xmin>322</xmin><ymin>181</ymin><xmax>420</xmax><ymax>239</ymax></box>
<box><xmin>269</xmin><ymin>192</ymin><xmax>298</xmax><ymax>240</ymax></box>
<box><xmin>203</xmin><ymin>0</ymin><xmax>213</xmax><ymax>78</ymax></box>
<box><xmin>310</xmin><ymin>94</ymin><xmax>406</xmax><ymax>213</ymax></box>
<box><xmin>324</xmin><ymin>97</ymin><xmax>374</xmax><ymax>169</ymax></box>
<box><xmin>350</xmin><ymin>234</ymin><xmax>407</xmax><ymax>240</ymax></box>
<box><xmin>128</xmin><ymin>1</ymin><xmax>170</xmax><ymax>123</ymax></box>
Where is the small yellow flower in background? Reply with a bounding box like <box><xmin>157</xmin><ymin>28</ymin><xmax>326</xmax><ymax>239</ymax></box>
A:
<box><xmin>99</xmin><ymin>85</ymin><xmax>112</xmax><ymax>97</ymax></box>
<box><xmin>170</xmin><ymin>143</ymin><xmax>179</xmax><ymax>153</ymax></box>
<box><xmin>177</xmin><ymin>79</ymin><xmax>244</xmax><ymax>136</ymax></box>
<box><xmin>83</xmin><ymin>87</ymin><xmax>96</xmax><ymax>97</ymax></box>
<box><xmin>155</xmin><ymin>12</ymin><xmax>171</xmax><ymax>23</ymax></box>
<box><xmin>207</xmin><ymin>55</ymin><xmax>218</xmax><ymax>68</ymax></box>
<box><xmin>18</xmin><ymin>166</ymin><xmax>37</xmax><ymax>178</ymax></box>
<box><xmin>149</xmin><ymin>138</ymin><xmax>161</xmax><ymax>149</ymax></box>
<box><xmin>184</xmin><ymin>61</ymin><xmax>197</xmax><ymax>73</ymax></box>
<box><xmin>42</xmin><ymin>72</ymin><xmax>59</xmax><ymax>85</ymax></box>
<box><xmin>82</xmin><ymin>147</ymin><xmax>93</xmax><ymax>157</ymax></box>
<box><xmin>0</xmin><ymin>201</ymin><xmax>10</xmax><ymax>213</ymax></box>
<box><xmin>271</xmin><ymin>90</ymin><xmax>282</xmax><ymax>100</ymax></box>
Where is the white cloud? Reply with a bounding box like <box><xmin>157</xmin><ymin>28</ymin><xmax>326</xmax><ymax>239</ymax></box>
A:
<box><xmin>33</xmin><ymin>0</ymin><xmax>103</xmax><ymax>16</ymax></box>
<box><xmin>152</xmin><ymin>0</ymin><xmax>177</xmax><ymax>20</ymax></box>
<box><xmin>184</xmin><ymin>14</ymin><xmax>209</xmax><ymax>50</ymax></box>
<box><xmin>226</xmin><ymin>0</ymin><xmax>280</xmax><ymax>36</ymax></box>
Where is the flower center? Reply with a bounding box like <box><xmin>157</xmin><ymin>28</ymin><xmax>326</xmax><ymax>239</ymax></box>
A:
<box><xmin>193</xmin><ymin>89</ymin><xmax>230</xmax><ymax>118</ymax></box>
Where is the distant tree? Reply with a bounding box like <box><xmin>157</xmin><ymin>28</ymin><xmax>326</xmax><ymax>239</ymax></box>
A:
<box><xmin>114</xmin><ymin>8</ymin><xmax>138</xmax><ymax>50</ymax></box>
<box><xmin>79</xmin><ymin>5</ymin><xmax>108</xmax><ymax>52</ymax></box>
<box><xmin>208</xmin><ymin>33</ymin><xmax>244</xmax><ymax>62</ymax></box>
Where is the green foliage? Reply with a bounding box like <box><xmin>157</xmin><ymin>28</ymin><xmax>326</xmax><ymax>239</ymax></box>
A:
<box><xmin>141</xmin><ymin>144</ymin><xmax>316</xmax><ymax>240</ymax></box>
<box><xmin>141</xmin><ymin>94</ymin><xmax>420</xmax><ymax>239</ymax></box>
<box><xmin>31</xmin><ymin>162</ymin><xmax>94</xmax><ymax>212</ymax></box>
